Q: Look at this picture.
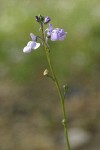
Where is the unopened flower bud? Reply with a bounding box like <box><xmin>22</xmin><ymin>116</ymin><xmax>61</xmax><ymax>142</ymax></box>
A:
<box><xmin>35</xmin><ymin>16</ymin><xmax>40</xmax><ymax>22</ymax></box>
<box><xmin>62</xmin><ymin>119</ymin><xmax>66</xmax><ymax>125</ymax></box>
<box><xmin>44</xmin><ymin>16</ymin><xmax>51</xmax><ymax>24</ymax></box>
<box><xmin>63</xmin><ymin>84</ymin><xmax>68</xmax><ymax>90</ymax></box>
<box><xmin>43</xmin><ymin>69</ymin><xmax>49</xmax><ymax>76</ymax></box>
<box><xmin>63</xmin><ymin>84</ymin><xmax>69</xmax><ymax>99</ymax></box>
<box><xmin>35</xmin><ymin>15</ymin><xmax>44</xmax><ymax>23</ymax></box>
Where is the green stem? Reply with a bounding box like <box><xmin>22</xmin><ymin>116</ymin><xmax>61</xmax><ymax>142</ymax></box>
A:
<box><xmin>41</xmin><ymin>24</ymin><xmax>71</xmax><ymax>150</ymax></box>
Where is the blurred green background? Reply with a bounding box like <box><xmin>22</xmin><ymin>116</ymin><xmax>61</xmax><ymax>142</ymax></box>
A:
<box><xmin>0</xmin><ymin>0</ymin><xmax>100</xmax><ymax>150</ymax></box>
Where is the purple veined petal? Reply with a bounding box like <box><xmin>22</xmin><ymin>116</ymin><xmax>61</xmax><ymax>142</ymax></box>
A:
<box><xmin>51</xmin><ymin>31</ymin><xmax>58</xmax><ymax>41</ymax></box>
<box><xmin>30</xmin><ymin>33</ymin><xmax>36</xmax><ymax>41</ymax></box>
<box><xmin>61</xmin><ymin>32</ymin><xmax>67</xmax><ymax>40</ymax></box>
<box><xmin>59</xmin><ymin>35</ymin><xmax>66</xmax><ymax>40</ymax></box>
<box><xmin>27</xmin><ymin>41</ymin><xmax>33</xmax><ymax>46</ymax></box>
<box><xmin>27</xmin><ymin>41</ymin><xmax>40</xmax><ymax>50</ymax></box>
<box><xmin>59</xmin><ymin>29</ymin><xmax>66</xmax><ymax>36</ymax></box>
<box><xmin>27</xmin><ymin>41</ymin><xmax>36</xmax><ymax>49</ymax></box>
<box><xmin>58</xmin><ymin>31</ymin><xmax>67</xmax><ymax>40</ymax></box>
<box><xmin>33</xmin><ymin>43</ymin><xmax>40</xmax><ymax>49</ymax></box>
<box><xmin>52</xmin><ymin>29</ymin><xmax>67</xmax><ymax>41</ymax></box>
<box><xmin>46</xmin><ymin>24</ymin><xmax>67</xmax><ymax>42</ymax></box>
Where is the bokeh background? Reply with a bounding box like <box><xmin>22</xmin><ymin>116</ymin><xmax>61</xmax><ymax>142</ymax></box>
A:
<box><xmin>0</xmin><ymin>0</ymin><xmax>100</xmax><ymax>150</ymax></box>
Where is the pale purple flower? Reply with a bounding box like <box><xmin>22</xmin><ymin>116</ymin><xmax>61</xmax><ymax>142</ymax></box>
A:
<box><xmin>47</xmin><ymin>24</ymin><xmax>67</xmax><ymax>41</ymax></box>
<box><xmin>44</xmin><ymin>16</ymin><xmax>51</xmax><ymax>24</ymax></box>
<box><xmin>23</xmin><ymin>33</ymin><xmax>40</xmax><ymax>53</ymax></box>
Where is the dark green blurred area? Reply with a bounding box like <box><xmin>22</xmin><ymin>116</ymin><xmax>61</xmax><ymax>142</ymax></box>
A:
<box><xmin>0</xmin><ymin>0</ymin><xmax>100</xmax><ymax>150</ymax></box>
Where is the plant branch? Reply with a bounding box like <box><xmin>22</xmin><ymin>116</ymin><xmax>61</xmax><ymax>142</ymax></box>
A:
<box><xmin>41</xmin><ymin>24</ymin><xmax>71</xmax><ymax>150</ymax></box>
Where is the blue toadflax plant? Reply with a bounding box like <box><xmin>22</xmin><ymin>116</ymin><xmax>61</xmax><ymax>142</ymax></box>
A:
<box><xmin>23</xmin><ymin>14</ymin><xmax>71</xmax><ymax>150</ymax></box>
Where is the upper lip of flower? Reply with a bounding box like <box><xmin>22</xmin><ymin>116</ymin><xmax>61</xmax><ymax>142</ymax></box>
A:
<box><xmin>30</xmin><ymin>33</ymin><xmax>37</xmax><ymax>41</ymax></box>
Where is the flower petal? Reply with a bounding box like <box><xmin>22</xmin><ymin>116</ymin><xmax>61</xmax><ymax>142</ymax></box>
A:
<box><xmin>51</xmin><ymin>32</ymin><xmax>58</xmax><ymax>41</ymax></box>
<box><xmin>49</xmin><ymin>24</ymin><xmax>53</xmax><ymax>32</ymax></box>
<box><xmin>23</xmin><ymin>45</ymin><xmax>31</xmax><ymax>53</ymax></box>
<box><xmin>27</xmin><ymin>41</ymin><xmax>36</xmax><ymax>49</ymax></box>
<box><xmin>30</xmin><ymin>33</ymin><xmax>36</xmax><ymax>41</ymax></box>
<box><xmin>44</xmin><ymin>16</ymin><xmax>51</xmax><ymax>24</ymax></box>
<box><xmin>33</xmin><ymin>43</ymin><xmax>40</xmax><ymax>49</ymax></box>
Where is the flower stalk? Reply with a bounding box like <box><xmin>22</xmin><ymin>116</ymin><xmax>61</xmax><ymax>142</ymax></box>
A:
<box><xmin>40</xmin><ymin>24</ymin><xmax>71</xmax><ymax>150</ymax></box>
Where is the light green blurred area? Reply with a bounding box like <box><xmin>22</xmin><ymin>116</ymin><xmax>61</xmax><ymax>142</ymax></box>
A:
<box><xmin>0</xmin><ymin>0</ymin><xmax>100</xmax><ymax>83</ymax></box>
<box><xmin>0</xmin><ymin>0</ymin><xmax>100</xmax><ymax>150</ymax></box>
